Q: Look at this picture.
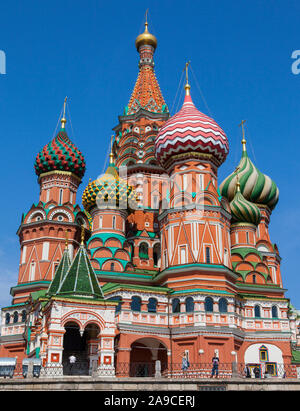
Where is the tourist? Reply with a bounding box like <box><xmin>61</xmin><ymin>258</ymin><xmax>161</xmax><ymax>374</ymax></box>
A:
<box><xmin>244</xmin><ymin>364</ymin><xmax>251</xmax><ymax>378</ymax></box>
<box><xmin>181</xmin><ymin>352</ymin><xmax>190</xmax><ymax>372</ymax></box>
<box><xmin>253</xmin><ymin>365</ymin><xmax>260</xmax><ymax>378</ymax></box>
<box><xmin>69</xmin><ymin>354</ymin><xmax>76</xmax><ymax>375</ymax></box>
<box><xmin>211</xmin><ymin>354</ymin><xmax>219</xmax><ymax>378</ymax></box>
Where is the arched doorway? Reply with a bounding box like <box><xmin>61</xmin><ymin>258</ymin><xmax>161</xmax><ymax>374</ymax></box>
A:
<box><xmin>130</xmin><ymin>338</ymin><xmax>168</xmax><ymax>377</ymax></box>
<box><xmin>62</xmin><ymin>322</ymin><xmax>89</xmax><ymax>375</ymax></box>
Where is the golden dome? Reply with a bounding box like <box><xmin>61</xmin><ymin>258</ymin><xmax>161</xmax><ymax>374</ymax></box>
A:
<box><xmin>135</xmin><ymin>22</ymin><xmax>157</xmax><ymax>51</ymax></box>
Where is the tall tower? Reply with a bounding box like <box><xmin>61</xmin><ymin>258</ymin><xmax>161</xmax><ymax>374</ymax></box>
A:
<box><xmin>14</xmin><ymin>101</ymin><xmax>89</xmax><ymax>304</ymax></box>
<box><xmin>155</xmin><ymin>72</ymin><xmax>232</xmax><ymax>291</ymax></box>
<box><xmin>112</xmin><ymin>17</ymin><xmax>169</xmax><ymax>271</ymax></box>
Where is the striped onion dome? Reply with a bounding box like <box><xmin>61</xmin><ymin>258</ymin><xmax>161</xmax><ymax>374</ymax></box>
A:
<box><xmin>155</xmin><ymin>86</ymin><xmax>229</xmax><ymax>168</ymax></box>
<box><xmin>34</xmin><ymin>128</ymin><xmax>86</xmax><ymax>179</ymax></box>
<box><xmin>230</xmin><ymin>183</ymin><xmax>261</xmax><ymax>226</ymax></box>
<box><xmin>220</xmin><ymin>146</ymin><xmax>279</xmax><ymax>210</ymax></box>
<box><xmin>82</xmin><ymin>157</ymin><xmax>138</xmax><ymax>213</ymax></box>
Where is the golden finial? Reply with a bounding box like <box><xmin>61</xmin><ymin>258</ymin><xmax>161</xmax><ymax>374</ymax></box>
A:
<box><xmin>135</xmin><ymin>10</ymin><xmax>157</xmax><ymax>51</ymax></box>
<box><xmin>81</xmin><ymin>225</ymin><xmax>85</xmax><ymax>245</ymax></box>
<box><xmin>109</xmin><ymin>135</ymin><xmax>115</xmax><ymax>165</ymax></box>
<box><xmin>239</xmin><ymin>120</ymin><xmax>247</xmax><ymax>152</ymax></box>
<box><xmin>184</xmin><ymin>61</ymin><xmax>191</xmax><ymax>95</ymax></box>
<box><xmin>61</xmin><ymin>97</ymin><xmax>67</xmax><ymax>129</ymax></box>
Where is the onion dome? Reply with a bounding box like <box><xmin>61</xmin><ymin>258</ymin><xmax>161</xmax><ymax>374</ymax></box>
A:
<box><xmin>220</xmin><ymin>133</ymin><xmax>279</xmax><ymax>210</ymax></box>
<box><xmin>135</xmin><ymin>20</ymin><xmax>157</xmax><ymax>51</ymax></box>
<box><xmin>230</xmin><ymin>181</ymin><xmax>261</xmax><ymax>226</ymax></box>
<box><xmin>155</xmin><ymin>83</ymin><xmax>229</xmax><ymax>169</ymax></box>
<box><xmin>34</xmin><ymin>101</ymin><xmax>86</xmax><ymax>179</ymax></box>
<box><xmin>82</xmin><ymin>154</ymin><xmax>138</xmax><ymax>213</ymax></box>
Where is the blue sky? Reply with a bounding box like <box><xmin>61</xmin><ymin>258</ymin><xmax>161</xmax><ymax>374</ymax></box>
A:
<box><xmin>0</xmin><ymin>0</ymin><xmax>299</xmax><ymax>307</ymax></box>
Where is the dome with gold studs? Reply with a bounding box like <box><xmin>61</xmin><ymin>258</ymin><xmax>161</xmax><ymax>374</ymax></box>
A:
<box><xmin>82</xmin><ymin>155</ymin><xmax>138</xmax><ymax>213</ymax></box>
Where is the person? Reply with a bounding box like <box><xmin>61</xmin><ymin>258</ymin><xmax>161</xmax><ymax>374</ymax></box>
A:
<box><xmin>69</xmin><ymin>353</ymin><xmax>76</xmax><ymax>375</ymax></box>
<box><xmin>244</xmin><ymin>364</ymin><xmax>251</xmax><ymax>378</ymax></box>
<box><xmin>211</xmin><ymin>354</ymin><xmax>219</xmax><ymax>378</ymax></box>
<box><xmin>253</xmin><ymin>365</ymin><xmax>260</xmax><ymax>378</ymax></box>
<box><xmin>180</xmin><ymin>352</ymin><xmax>190</xmax><ymax>372</ymax></box>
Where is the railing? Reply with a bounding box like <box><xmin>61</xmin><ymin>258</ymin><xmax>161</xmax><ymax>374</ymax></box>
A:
<box><xmin>0</xmin><ymin>361</ymin><xmax>298</xmax><ymax>379</ymax></box>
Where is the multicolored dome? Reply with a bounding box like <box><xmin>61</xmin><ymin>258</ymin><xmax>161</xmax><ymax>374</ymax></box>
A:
<box><xmin>155</xmin><ymin>86</ymin><xmax>229</xmax><ymax>168</ymax></box>
<box><xmin>34</xmin><ymin>128</ymin><xmax>86</xmax><ymax>179</ymax></box>
<box><xmin>230</xmin><ymin>182</ymin><xmax>261</xmax><ymax>226</ymax></box>
<box><xmin>220</xmin><ymin>146</ymin><xmax>279</xmax><ymax>210</ymax></box>
<box><xmin>82</xmin><ymin>157</ymin><xmax>138</xmax><ymax>213</ymax></box>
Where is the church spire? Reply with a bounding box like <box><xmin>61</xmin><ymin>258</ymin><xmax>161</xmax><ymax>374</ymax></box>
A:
<box><xmin>126</xmin><ymin>14</ymin><xmax>168</xmax><ymax>115</ymax></box>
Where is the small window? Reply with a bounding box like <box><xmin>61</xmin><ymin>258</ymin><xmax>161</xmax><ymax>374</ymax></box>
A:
<box><xmin>271</xmin><ymin>305</ymin><xmax>278</xmax><ymax>318</ymax></box>
<box><xmin>21</xmin><ymin>310</ymin><xmax>27</xmax><ymax>322</ymax></box>
<box><xmin>108</xmin><ymin>296</ymin><xmax>122</xmax><ymax>314</ymax></box>
<box><xmin>139</xmin><ymin>243</ymin><xmax>149</xmax><ymax>260</ymax></box>
<box><xmin>112</xmin><ymin>216</ymin><xmax>116</xmax><ymax>229</ymax></box>
<box><xmin>205</xmin><ymin>247</ymin><xmax>211</xmax><ymax>264</ymax></box>
<box><xmin>131</xmin><ymin>296</ymin><xmax>141</xmax><ymax>312</ymax></box>
<box><xmin>253</xmin><ymin>274</ymin><xmax>256</xmax><ymax>284</ymax></box>
<box><xmin>246</xmin><ymin>232</ymin><xmax>249</xmax><ymax>244</ymax></box>
<box><xmin>110</xmin><ymin>262</ymin><xmax>115</xmax><ymax>271</ymax></box>
<box><xmin>205</xmin><ymin>297</ymin><xmax>214</xmax><ymax>312</ymax></box>
<box><xmin>254</xmin><ymin>305</ymin><xmax>261</xmax><ymax>318</ymax></box>
<box><xmin>185</xmin><ymin>297</ymin><xmax>194</xmax><ymax>313</ymax></box>
<box><xmin>13</xmin><ymin>311</ymin><xmax>19</xmax><ymax>323</ymax></box>
<box><xmin>172</xmin><ymin>298</ymin><xmax>180</xmax><ymax>313</ymax></box>
<box><xmin>219</xmin><ymin>298</ymin><xmax>228</xmax><ymax>313</ymax></box>
<box><xmin>148</xmin><ymin>298</ymin><xmax>157</xmax><ymax>313</ymax></box>
<box><xmin>259</xmin><ymin>345</ymin><xmax>269</xmax><ymax>362</ymax></box>
<box><xmin>5</xmin><ymin>313</ymin><xmax>10</xmax><ymax>324</ymax></box>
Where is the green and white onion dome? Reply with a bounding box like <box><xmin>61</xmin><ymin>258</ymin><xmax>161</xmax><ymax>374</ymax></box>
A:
<box><xmin>230</xmin><ymin>183</ymin><xmax>261</xmax><ymax>226</ymax></box>
<box><xmin>220</xmin><ymin>149</ymin><xmax>279</xmax><ymax>210</ymax></box>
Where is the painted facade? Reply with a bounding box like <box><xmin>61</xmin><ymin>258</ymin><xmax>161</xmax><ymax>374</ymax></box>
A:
<box><xmin>0</xmin><ymin>20</ymin><xmax>299</xmax><ymax>377</ymax></box>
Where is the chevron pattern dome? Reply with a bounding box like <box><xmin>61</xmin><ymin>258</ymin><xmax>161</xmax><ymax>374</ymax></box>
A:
<box><xmin>155</xmin><ymin>91</ymin><xmax>229</xmax><ymax>168</ymax></box>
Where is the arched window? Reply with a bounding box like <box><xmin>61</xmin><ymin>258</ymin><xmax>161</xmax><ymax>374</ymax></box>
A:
<box><xmin>112</xmin><ymin>216</ymin><xmax>116</xmax><ymax>229</ymax></box>
<box><xmin>148</xmin><ymin>298</ymin><xmax>157</xmax><ymax>313</ymax></box>
<box><xmin>139</xmin><ymin>242</ymin><xmax>149</xmax><ymax>260</ymax></box>
<box><xmin>110</xmin><ymin>262</ymin><xmax>115</xmax><ymax>271</ymax></box>
<box><xmin>172</xmin><ymin>298</ymin><xmax>181</xmax><ymax>313</ymax></box>
<box><xmin>271</xmin><ymin>305</ymin><xmax>278</xmax><ymax>318</ymax></box>
<box><xmin>205</xmin><ymin>247</ymin><xmax>211</xmax><ymax>263</ymax></box>
<box><xmin>185</xmin><ymin>297</ymin><xmax>194</xmax><ymax>312</ymax></box>
<box><xmin>108</xmin><ymin>296</ymin><xmax>122</xmax><ymax>314</ymax></box>
<box><xmin>219</xmin><ymin>298</ymin><xmax>228</xmax><ymax>313</ymax></box>
<box><xmin>254</xmin><ymin>305</ymin><xmax>261</xmax><ymax>318</ymax></box>
<box><xmin>204</xmin><ymin>297</ymin><xmax>214</xmax><ymax>312</ymax></box>
<box><xmin>131</xmin><ymin>296</ymin><xmax>142</xmax><ymax>312</ymax></box>
<box><xmin>13</xmin><ymin>311</ymin><xmax>19</xmax><ymax>323</ymax></box>
<box><xmin>21</xmin><ymin>310</ymin><xmax>27</xmax><ymax>322</ymax></box>
<box><xmin>153</xmin><ymin>243</ymin><xmax>161</xmax><ymax>267</ymax></box>
<box><xmin>259</xmin><ymin>345</ymin><xmax>269</xmax><ymax>362</ymax></box>
<box><xmin>5</xmin><ymin>313</ymin><xmax>10</xmax><ymax>324</ymax></box>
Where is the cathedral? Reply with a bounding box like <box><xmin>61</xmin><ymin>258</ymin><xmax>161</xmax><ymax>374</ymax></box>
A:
<box><xmin>0</xmin><ymin>19</ymin><xmax>299</xmax><ymax>378</ymax></box>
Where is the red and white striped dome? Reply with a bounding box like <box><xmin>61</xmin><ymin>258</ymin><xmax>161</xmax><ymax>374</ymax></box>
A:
<box><xmin>155</xmin><ymin>89</ymin><xmax>229</xmax><ymax>168</ymax></box>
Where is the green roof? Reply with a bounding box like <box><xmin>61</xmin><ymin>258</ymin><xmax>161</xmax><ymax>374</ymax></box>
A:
<box><xmin>47</xmin><ymin>248</ymin><xmax>71</xmax><ymax>296</ymax></box>
<box><xmin>56</xmin><ymin>244</ymin><xmax>104</xmax><ymax>299</ymax></box>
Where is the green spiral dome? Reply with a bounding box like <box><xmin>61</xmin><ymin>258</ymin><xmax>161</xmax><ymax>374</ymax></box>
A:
<box><xmin>220</xmin><ymin>149</ymin><xmax>279</xmax><ymax>210</ymax></box>
<box><xmin>230</xmin><ymin>184</ymin><xmax>261</xmax><ymax>225</ymax></box>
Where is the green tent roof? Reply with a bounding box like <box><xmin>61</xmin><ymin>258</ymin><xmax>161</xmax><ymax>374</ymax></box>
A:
<box><xmin>56</xmin><ymin>244</ymin><xmax>104</xmax><ymax>300</ymax></box>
